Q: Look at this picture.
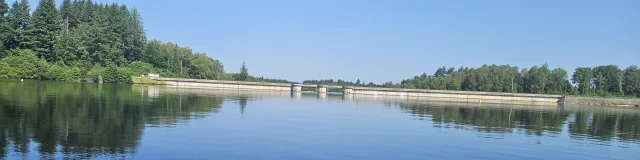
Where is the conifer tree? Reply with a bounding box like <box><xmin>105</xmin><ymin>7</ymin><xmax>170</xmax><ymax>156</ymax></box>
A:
<box><xmin>0</xmin><ymin>0</ymin><xmax>9</xmax><ymax>55</ymax></box>
<box><xmin>6</xmin><ymin>0</ymin><xmax>30</xmax><ymax>50</ymax></box>
<box><xmin>29</xmin><ymin>0</ymin><xmax>61</xmax><ymax>61</ymax></box>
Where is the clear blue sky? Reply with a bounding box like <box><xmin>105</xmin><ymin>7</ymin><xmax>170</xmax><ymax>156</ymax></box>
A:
<box><xmin>30</xmin><ymin>0</ymin><xmax>640</xmax><ymax>83</ymax></box>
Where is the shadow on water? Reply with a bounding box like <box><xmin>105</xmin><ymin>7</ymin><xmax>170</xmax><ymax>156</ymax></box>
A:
<box><xmin>0</xmin><ymin>80</ymin><xmax>639</xmax><ymax>159</ymax></box>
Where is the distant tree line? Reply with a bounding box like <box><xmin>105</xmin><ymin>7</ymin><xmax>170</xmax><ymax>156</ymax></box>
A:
<box><xmin>304</xmin><ymin>64</ymin><xmax>640</xmax><ymax>97</ymax></box>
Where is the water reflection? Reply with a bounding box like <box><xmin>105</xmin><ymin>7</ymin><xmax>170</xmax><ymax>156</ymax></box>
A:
<box><xmin>0</xmin><ymin>80</ymin><xmax>639</xmax><ymax>159</ymax></box>
<box><xmin>396</xmin><ymin>102</ymin><xmax>640</xmax><ymax>144</ymax></box>
<box><xmin>0</xmin><ymin>81</ymin><xmax>224</xmax><ymax>159</ymax></box>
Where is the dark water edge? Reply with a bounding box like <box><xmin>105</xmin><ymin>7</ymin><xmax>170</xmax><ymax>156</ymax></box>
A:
<box><xmin>1</xmin><ymin>79</ymin><xmax>639</xmax><ymax>159</ymax></box>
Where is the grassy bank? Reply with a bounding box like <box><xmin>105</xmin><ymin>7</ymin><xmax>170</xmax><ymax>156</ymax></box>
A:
<box><xmin>132</xmin><ymin>77</ymin><xmax>165</xmax><ymax>85</ymax></box>
<box><xmin>565</xmin><ymin>96</ymin><xmax>640</xmax><ymax>107</ymax></box>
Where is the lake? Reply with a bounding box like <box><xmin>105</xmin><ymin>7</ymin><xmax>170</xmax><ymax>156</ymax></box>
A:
<box><xmin>1</xmin><ymin>80</ymin><xmax>639</xmax><ymax>159</ymax></box>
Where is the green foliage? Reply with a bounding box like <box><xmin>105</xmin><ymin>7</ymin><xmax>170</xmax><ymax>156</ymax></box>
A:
<box><xmin>44</xmin><ymin>63</ymin><xmax>70</xmax><ymax>81</ymax></box>
<box><xmin>303</xmin><ymin>63</ymin><xmax>637</xmax><ymax>97</ymax></box>
<box><xmin>0</xmin><ymin>49</ymin><xmax>48</xmax><ymax>79</ymax></box>
<box><xmin>593</xmin><ymin>65</ymin><xmax>623</xmax><ymax>94</ymax></box>
<box><xmin>132</xmin><ymin>76</ymin><xmax>165</xmax><ymax>85</ymax></box>
<box><xmin>188</xmin><ymin>53</ymin><xmax>224</xmax><ymax>79</ymax></box>
<box><xmin>253</xmin><ymin>78</ymin><xmax>292</xmax><ymax>83</ymax></box>
<box><xmin>128</xmin><ymin>61</ymin><xmax>154</xmax><ymax>76</ymax></box>
<box><xmin>87</xmin><ymin>64</ymin><xmax>104</xmax><ymax>82</ymax></box>
<box><xmin>0</xmin><ymin>0</ymin><xmax>7</xmax><ymax>18</ymax></box>
<box><xmin>28</xmin><ymin>0</ymin><xmax>60</xmax><ymax>61</ymax></box>
<box><xmin>400</xmin><ymin>64</ymin><xmax>521</xmax><ymax>92</ymax></box>
<box><xmin>0</xmin><ymin>0</ymin><xmax>228</xmax><ymax>83</ymax></box>
<box><xmin>304</xmin><ymin>79</ymin><xmax>360</xmax><ymax>86</ymax></box>
<box><xmin>623</xmin><ymin>65</ymin><xmax>640</xmax><ymax>97</ymax></box>
<box><xmin>0</xmin><ymin>61</ymin><xmax>17</xmax><ymax>78</ymax></box>
<box><xmin>5</xmin><ymin>0</ymin><xmax>30</xmax><ymax>50</ymax></box>
<box><xmin>572</xmin><ymin>67</ymin><xmax>593</xmax><ymax>95</ymax></box>
<box><xmin>235</xmin><ymin>62</ymin><xmax>249</xmax><ymax>81</ymax></box>
<box><xmin>0</xmin><ymin>0</ymin><xmax>9</xmax><ymax>55</ymax></box>
<box><xmin>546</xmin><ymin>68</ymin><xmax>571</xmax><ymax>94</ymax></box>
<box><xmin>103</xmin><ymin>65</ymin><xmax>131</xmax><ymax>83</ymax></box>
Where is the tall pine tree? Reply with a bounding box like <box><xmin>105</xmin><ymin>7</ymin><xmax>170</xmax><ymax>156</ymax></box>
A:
<box><xmin>6</xmin><ymin>0</ymin><xmax>30</xmax><ymax>50</ymax></box>
<box><xmin>0</xmin><ymin>0</ymin><xmax>9</xmax><ymax>55</ymax></box>
<box><xmin>123</xmin><ymin>8</ymin><xmax>145</xmax><ymax>62</ymax></box>
<box><xmin>29</xmin><ymin>0</ymin><xmax>61</xmax><ymax>61</ymax></box>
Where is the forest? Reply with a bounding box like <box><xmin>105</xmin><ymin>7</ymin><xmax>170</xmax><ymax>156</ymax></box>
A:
<box><xmin>0</xmin><ymin>0</ymin><xmax>288</xmax><ymax>83</ymax></box>
<box><xmin>304</xmin><ymin>64</ymin><xmax>640</xmax><ymax>97</ymax></box>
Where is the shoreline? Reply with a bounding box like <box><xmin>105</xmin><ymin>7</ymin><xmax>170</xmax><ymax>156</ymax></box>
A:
<box><xmin>4</xmin><ymin>78</ymin><xmax>639</xmax><ymax>107</ymax></box>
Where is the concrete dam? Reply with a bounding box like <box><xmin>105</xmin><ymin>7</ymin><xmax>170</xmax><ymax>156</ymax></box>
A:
<box><xmin>149</xmin><ymin>77</ymin><xmax>564</xmax><ymax>105</ymax></box>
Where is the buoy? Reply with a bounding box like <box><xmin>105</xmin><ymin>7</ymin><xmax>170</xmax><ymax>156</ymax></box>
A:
<box><xmin>20</xmin><ymin>79</ymin><xmax>23</xmax><ymax>82</ymax></box>
<box><xmin>479</xmin><ymin>99</ymin><xmax>483</xmax><ymax>103</ymax></box>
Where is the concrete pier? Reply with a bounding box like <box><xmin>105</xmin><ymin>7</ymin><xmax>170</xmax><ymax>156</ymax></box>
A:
<box><xmin>291</xmin><ymin>84</ymin><xmax>302</xmax><ymax>92</ymax></box>
<box><xmin>318</xmin><ymin>85</ymin><xmax>328</xmax><ymax>93</ymax></box>
<box><xmin>150</xmin><ymin>77</ymin><xmax>564</xmax><ymax>105</ymax></box>
<box><xmin>343</xmin><ymin>86</ymin><xmax>354</xmax><ymax>94</ymax></box>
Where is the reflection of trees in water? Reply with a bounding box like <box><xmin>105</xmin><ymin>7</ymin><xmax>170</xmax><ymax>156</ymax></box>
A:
<box><xmin>0</xmin><ymin>81</ymin><xmax>224</xmax><ymax>159</ymax></box>
<box><xmin>569</xmin><ymin>111</ymin><xmax>640</xmax><ymax>142</ymax></box>
<box><xmin>399</xmin><ymin>103</ymin><xmax>640</xmax><ymax>142</ymax></box>
<box><xmin>239</xmin><ymin>96</ymin><xmax>248</xmax><ymax>114</ymax></box>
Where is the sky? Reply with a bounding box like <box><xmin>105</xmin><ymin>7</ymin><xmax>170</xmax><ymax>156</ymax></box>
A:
<box><xmin>26</xmin><ymin>0</ymin><xmax>640</xmax><ymax>83</ymax></box>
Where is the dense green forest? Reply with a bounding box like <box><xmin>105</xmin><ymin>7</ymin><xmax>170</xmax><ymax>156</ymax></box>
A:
<box><xmin>0</xmin><ymin>0</ymin><xmax>289</xmax><ymax>83</ymax></box>
<box><xmin>304</xmin><ymin>64</ymin><xmax>640</xmax><ymax>97</ymax></box>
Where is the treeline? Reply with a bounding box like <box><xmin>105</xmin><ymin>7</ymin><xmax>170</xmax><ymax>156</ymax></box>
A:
<box><xmin>0</xmin><ymin>0</ymin><xmax>225</xmax><ymax>82</ymax></box>
<box><xmin>396</xmin><ymin>64</ymin><xmax>569</xmax><ymax>94</ymax></box>
<box><xmin>397</xmin><ymin>64</ymin><xmax>640</xmax><ymax>97</ymax></box>
<box><xmin>224</xmin><ymin>62</ymin><xmax>293</xmax><ymax>83</ymax></box>
<box><xmin>303</xmin><ymin>79</ymin><xmax>378</xmax><ymax>87</ymax></box>
<box><xmin>304</xmin><ymin>64</ymin><xmax>640</xmax><ymax>97</ymax></box>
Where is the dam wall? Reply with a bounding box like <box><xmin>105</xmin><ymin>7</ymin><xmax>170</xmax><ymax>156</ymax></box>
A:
<box><xmin>150</xmin><ymin>77</ymin><xmax>563</xmax><ymax>105</ymax></box>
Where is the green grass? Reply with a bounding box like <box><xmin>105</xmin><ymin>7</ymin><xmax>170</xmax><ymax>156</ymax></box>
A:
<box><xmin>610</xmin><ymin>102</ymin><xmax>627</xmax><ymax>106</ymax></box>
<box><xmin>132</xmin><ymin>77</ymin><xmax>165</xmax><ymax>85</ymax></box>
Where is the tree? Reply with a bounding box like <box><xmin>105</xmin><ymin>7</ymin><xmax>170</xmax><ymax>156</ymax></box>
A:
<box><xmin>28</xmin><ymin>0</ymin><xmax>61</xmax><ymax>61</ymax></box>
<box><xmin>572</xmin><ymin>67</ymin><xmax>593</xmax><ymax>95</ymax></box>
<box><xmin>0</xmin><ymin>0</ymin><xmax>9</xmax><ymax>54</ymax></box>
<box><xmin>592</xmin><ymin>65</ymin><xmax>623</xmax><ymax>94</ymax></box>
<box><xmin>236</xmin><ymin>62</ymin><xmax>249</xmax><ymax>81</ymax></box>
<box><xmin>0</xmin><ymin>0</ymin><xmax>230</xmax><ymax>82</ymax></box>
<box><xmin>59</xmin><ymin>0</ymin><xmax>71</xmax><ymax>33</ymax></box>
<box><xmin>122</xmin><ymin>8</ymin><xmax>145</xmax><ymax>62</ymax></box>
<box><xmin>0</xmin><ymin>49</ymin><xmax>48</xmax><ymax>79</ymax></box>
<box><xmin>356</xmin><ymin>79</ymin><xmax>361</xmax><ymax>85</ymax></box>
<box><xmin>434</xmin><ymin>66</ymin><xmax>446</xmax><ymax>77</ymax></box>
<box><xmin>5</xmin><ymin>0</ymin><xmax>30</xmax><ymax>50</ymax></box>
<box><xmin>546</xmin><ymin>68</ymin><xmax>570</xmax><ymax>94</ymax></box>
<box><xmin>188</xmin><ymin>53</ymin><xmax>223</xmax><ymax>80</ymax></box>
<box><xmin>623</xmin><ymin>65</ymin><xmax>640</xmax><ymax>97</ymax></box>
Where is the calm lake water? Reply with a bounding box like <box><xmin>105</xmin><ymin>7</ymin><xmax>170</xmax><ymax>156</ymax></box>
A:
<box><xmin>1</xmin><ymin>80</ymin><xmax>639</xmax><ymax>159</ymax></box>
